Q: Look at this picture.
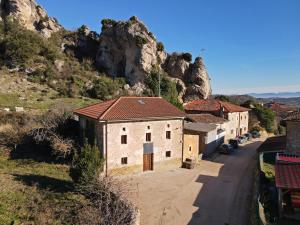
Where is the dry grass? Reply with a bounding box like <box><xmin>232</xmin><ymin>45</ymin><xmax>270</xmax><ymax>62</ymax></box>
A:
<box><xmin>0</xmin><ymin>147</ymin><xmax>90</xmax><ymax>225</ymax></box>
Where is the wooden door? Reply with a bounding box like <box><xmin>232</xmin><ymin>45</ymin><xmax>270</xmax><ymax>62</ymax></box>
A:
<box><xmin>143</xmin><ymin>153</ymin><xmax>153</xmax><ymax>171</ymax></box>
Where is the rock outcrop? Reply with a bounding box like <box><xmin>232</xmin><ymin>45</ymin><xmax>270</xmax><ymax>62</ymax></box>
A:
<box><xmin>163</xmin><ymin>53</ymin><xmax>211</xmax><ymax>101</ymax></box>
<box><xmin>96</xmin><ymin>17</ymin><xmax>167</xmax><ymax>85</ymax></box>
<box><xmin>0</xmin><ymin>0</ymin><xmax>61</xmax><ymax>38</ymax></box>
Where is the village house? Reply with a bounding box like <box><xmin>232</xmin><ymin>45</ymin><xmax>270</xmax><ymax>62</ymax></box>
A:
<box><xmin>285</xmin><ymin>112</ymin><xmax>300</xmax><ymax>152</ymax></box>
<box><xmin>184</xmin><ymin>99</ymin><xmax>250</xmax><ymax>140</ymax></box>
<box><xmin>74</xmin><ymin>96</ymin><xmax>186</xmax><ymax>175</ymax></box>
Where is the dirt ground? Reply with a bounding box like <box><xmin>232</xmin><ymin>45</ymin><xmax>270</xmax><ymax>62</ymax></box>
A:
<box><xmin>123</xmin><ymin>138</ymin><xmax>265</xmax><ymax>225</ymax></box>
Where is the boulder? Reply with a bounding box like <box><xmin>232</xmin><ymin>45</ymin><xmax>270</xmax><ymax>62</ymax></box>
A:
<box><xmin>1</xmin><ymin>0</ymin><xmax>61</xmax><ymax>38</ymax></box>
<box><xmin>96</xmin><ymin>17</ymin><xmax>165</xmax><ymax>85</ymax></box>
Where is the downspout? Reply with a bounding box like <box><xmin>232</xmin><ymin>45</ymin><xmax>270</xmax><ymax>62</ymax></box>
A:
<box><xmin>181</xmin><ymin>119</ymin><xmax>184</xmax><ymax>165</ymax></box>
<box><xmin>105</xmin><ymin>121</ymin><xmax>108</xmax><ymax>176</ymax></box>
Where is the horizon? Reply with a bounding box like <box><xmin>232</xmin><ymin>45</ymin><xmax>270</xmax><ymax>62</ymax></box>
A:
<box><xmin>37</xmin><ymin>0</ymin><xmax>300</xmax><ymax>95</ymax></box>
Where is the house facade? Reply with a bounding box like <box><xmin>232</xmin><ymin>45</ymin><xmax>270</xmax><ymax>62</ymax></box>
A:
<box><xmin>285</xmin><ymin>112</ymin><xmax>300</xmax><ymax>152</ymax></box>
<box><xmin>184</xmin><ymin>99</ymin><xmax>250</xmax><ymax>140</ymax></box>
<box><xmin>74</xmin><ymin>97</ymin><xmax>186</xmax><ymax>175</ymax></box>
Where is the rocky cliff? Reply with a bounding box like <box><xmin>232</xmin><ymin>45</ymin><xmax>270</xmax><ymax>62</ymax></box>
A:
<box><xmin>0</xmin><ymin>0</ymin><xmax>212</xmax><ymax>102</ymax></box>
<box><xmin>0</xmin><ymin>0</ymin><xmax>61</xmax><ymax>38</ymax></box>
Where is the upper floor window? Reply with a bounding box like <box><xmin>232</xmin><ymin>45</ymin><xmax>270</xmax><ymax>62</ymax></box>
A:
<box><xmin>231</xmin><ymin>129</ymin><xmax>234</xmax><ymax>134</ymax></box>
<box><xmin>166</xmin><ymin>131</ymin><xmax>171</xmax><ymax>139</ymax></box>
<box><xmin>121</xmin><ymin>135</ymin><xmax>127</xmax><ymax>144</ymax></box>
<box><xmin>166</xmin><ymin>151</ymin><xmax>171</xmax><ymax>157</ymax></box>
<box><xmin>121</xmin><ymin>157</ymin><xmax>128</xmax><ymax>165</ymax></box>
<box><xmin>122</xmin><ymin>127</ymin><xmax>126</xmax><ymax>131</ymax></box>
<box><xmin>147</xmin><ymin>126</ymin><xmax>150</xmax><ymax>129</ymax></box>
<box><xmin>146</xmin><ymin>133</ymin><xmax>151</xmax><ymax>142</ymax></box>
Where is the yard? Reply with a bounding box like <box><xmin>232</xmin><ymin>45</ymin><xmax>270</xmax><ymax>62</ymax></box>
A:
<box><xmin>123</xmin><ymin>140</ymin><xmax>264</xmax><ymax>225</ymax></box>
<box><xmin>0</xmin><ymin>146</ymin><xmax>90</xmax><ymax>225</ymax></box>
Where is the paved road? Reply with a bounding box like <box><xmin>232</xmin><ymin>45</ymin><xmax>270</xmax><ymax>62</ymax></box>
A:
<box><xmin>125</xmin><ymin>139</ymin><xmax>264</xmax><ymax>225</ymax></box>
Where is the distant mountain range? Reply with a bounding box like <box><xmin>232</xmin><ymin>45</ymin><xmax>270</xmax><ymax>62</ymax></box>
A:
<box><xmin>248</xmin><ymin>92</ymin><xmax>300</xmax><ymax>98</ymax></box>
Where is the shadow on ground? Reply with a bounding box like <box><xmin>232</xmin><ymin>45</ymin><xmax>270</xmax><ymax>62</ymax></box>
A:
<box><xmin>10</xmin><ymin>143</ymin><xmax>69</xmax><ymax>164</ymax></box>
<box><xmin>187</xmin><ymin>141</ymin><xmax>262</xmax><ymax>225</ymax></box>
<box><xmin>13</xmin><ymin>174</ymin><xmax>74</xmax><ymax>193</ymax></box>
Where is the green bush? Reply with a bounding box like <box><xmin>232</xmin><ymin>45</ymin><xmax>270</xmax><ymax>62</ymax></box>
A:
<box><xmin>145</xmin><ymin>68</ymin><xmax>183</xmax><ymax>109</ymax></box>
<box><xmin>253</xmin><ymin>106</ymin><xmax>275</xmax><ymax>133</ymax></box>
<box><xmin>70</xmin><ymin>141</ymin><xmax>104</xmax><ymax>187</ymax></box>
<box><xmin>135</xmin><ymin>35</ymin><xmax>148</xmax><ymax>47</ymax></box>
<box><xmin>88</xmin><ymin>76</ymin><xmax>125</xmax><ymax>100</ymax></box>
<box><xmin>157</xmin><ymin>42</ymin><xmax>164</xmax><ymax>51</ymax></box>
<box><xmin>2</xmin><ymin>20</ymin><xmax>61</xmax><ymax>66</ymax></box>
<box><xmin>101</xmin><ymin>19</ymin><xmax>117</xmax><ymax>31</ymax></box>
<box><xmin>182</xmin><ymin>53</ymin><xmax>192</xmax><ymax>62</ymax></box>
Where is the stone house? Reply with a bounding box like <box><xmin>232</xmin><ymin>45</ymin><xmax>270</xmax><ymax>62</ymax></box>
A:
<box><xmin>184</xmin><ymin>99</ymin><xmax>250</xmax><ymax>140</ymax></box>
<box><xmin>285</xmin><ymin>112</ymin><xmax>300</xmax><ymax>152</ymax></box>
<box><xmin>74</xmin><ymin>97</ymin><xmax>186</xmax><ymax>175</ymax></box>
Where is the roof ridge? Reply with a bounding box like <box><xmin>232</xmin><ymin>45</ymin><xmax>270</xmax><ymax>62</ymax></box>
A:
<box><xmin>98</xmin><ymin>96</ymin><xmax>123</xmax><ymax>120</ymax></box>
<box><xmin>73</xmin><ymin>100</ymin><xmax>103</xmax><ymax>113</ymax></box>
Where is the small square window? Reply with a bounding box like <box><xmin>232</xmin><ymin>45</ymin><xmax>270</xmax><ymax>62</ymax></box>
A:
<box><xmin>122</xmin><ymin>127</ymin><xmax>126</xmax><ymax>131</ymax></box>
<box><xmin>167</xmin><ymin>124</ymin><xmax>170</xmax><ymax>128</ymax></box>
<box><xmin>146</xmin><ymin>133</ymin><xmax>151</xmax><ymax>142</ymax></box>
<box><xmin>147</xmin><ymin>126</ymin><xmax>150</xmax><ymax>129</ymax></box>
<box><xmin>121</xmin><ymin>135</ymin><xmax>127</xmax><ymax>144</ymax></box>
<box><xmin>189</xmin><ymin>145</ymin><xmax>192</xmax><ymax>151</ymax></box>
<box><xmin>121</xmin><ymin>157</ymin><xmax>128</xmax><ymax>165</ymax></box>
<box><xmin>166</xmin><ymin>131</ymin><xmax>171</xmax><ymax>139</ymax></box>
<box><xmin>166</xmin><ymin>151</ymin><xmax>171</xmax><ymax>157</ymax></box>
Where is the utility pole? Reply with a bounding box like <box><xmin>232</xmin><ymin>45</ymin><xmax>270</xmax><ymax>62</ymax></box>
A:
<box><xmin>158</xmin><ymin>71</ymin><xmax>161</xmax><ymax>97</ymax></box>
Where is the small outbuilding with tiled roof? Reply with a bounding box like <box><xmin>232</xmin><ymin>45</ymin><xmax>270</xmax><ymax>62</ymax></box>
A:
<box><xmin>74</xmin><ymin>96</ymin><xmax>186</xmax><ymax>175</ymax></box>
<box><xmin>284</xmin><ymin>111</ymin><xmax>300</xmax><ymax>152</ymax></box>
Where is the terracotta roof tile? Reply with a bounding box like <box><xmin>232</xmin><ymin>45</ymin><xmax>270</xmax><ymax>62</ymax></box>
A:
<box><xmin>285</xmin><ymin>111</ymin><xmax>300</xmax><ymax>121</ymax></box>
<box><xmin>184</xmin><ymin>99</ymin><xmax>250</xmax><ymax>113</ymax></box>
<box><xmin>276</xmin><ymin>164</ymin><xmax>300</xmax><ymax>189</ymax></box>
<box><xmin>187</xmin><ymin>114</ymin><xmax>228</xmax><ymax>124</ymax></box>
<box><xmin>74</xmin><ymin>97</ymin><xmax>186</xmax><ymax>121</ymax></box>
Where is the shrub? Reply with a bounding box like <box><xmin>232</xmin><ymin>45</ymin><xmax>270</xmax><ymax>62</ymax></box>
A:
<box><xmin>88</xmin><ymin>76</ymin><xmax>124</xmax><ymax>100</ymax></box>
<box><xmin>135</xmin><ymin>35</ymin><xmax>148</xmax><ymax>47</ymax></box>
<box><xmin>145</xmin><ymin>68</ymin><xmax>182</xmax><ymax>109</ymax></box>
<box><xmin>70</xmin><ymin>141</ymin><xmax>104</xmax><ymax>187</ymax></box>
<box><xmin>157</xmin><ymin>42</ymin><xmax>164</xmax><ymax>51</ymax></box>
<box><xmin>182</xmin><ymin>53</ymin><xmax>192</xmax><ymax>62</ymax></box>
<box><xmin>101</xmin><ymin>19</ymin><xmax>117</xmax><ymax>31</ymax></box>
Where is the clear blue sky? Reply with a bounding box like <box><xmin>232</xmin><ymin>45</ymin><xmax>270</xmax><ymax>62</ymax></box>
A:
<box><xmin>37</xmin><ymin>0</ymin><xmax>300</xmax><ymax>94</ymax></box>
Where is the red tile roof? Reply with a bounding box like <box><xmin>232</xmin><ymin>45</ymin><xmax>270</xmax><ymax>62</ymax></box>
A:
<box><xmin>285</xmin><ymin>111</ymin><xmax>300</xmax><ymax>122</ymax></box>
<box><xmin>74</xmin><ymin>97</ymin><xmax>186</xmax><ymax>121</ymax></box>
<box><xmin>276</xmin><ymin>164</ymin><xmax>300</xmax><ymax>189</ymax></box>
<box><xmin>186</xmin><ymin>114</ymin><xmax>228</xmax><ymax>124</ymax></box>
<box><xmin>184</xmin><ymin>99</ymin><xmax>250</xmax><ymax>113</ymax></box>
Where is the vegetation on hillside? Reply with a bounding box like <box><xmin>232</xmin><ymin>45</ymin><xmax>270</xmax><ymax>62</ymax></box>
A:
<box><xmin>242</xmin><ymin>100</ymin><xmax>276</xmax><ymax>133</ymax></box>
<box><xmin>145</xmin><ymin>67</ymin><xmax>183</xmax><ymax>109</ymax></box>
<box><xmin>0</xmin><ymin>109</ymin><xmax>137</xmax><ymax>225</ymax></box>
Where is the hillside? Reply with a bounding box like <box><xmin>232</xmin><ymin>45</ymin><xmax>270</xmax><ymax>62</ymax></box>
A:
<box><xmin>0</xmin><ymin>0</ymin><xmax>212</xmax><ymax>112</ymax></box>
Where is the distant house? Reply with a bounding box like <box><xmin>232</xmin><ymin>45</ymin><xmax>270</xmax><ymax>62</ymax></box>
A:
<box><xmin>285</xmin><ymin>112</ymin><xmax>300</xmax><ymax>152</ymax></box>
<box><xmin>74</xmin><ymin>97</ymin><xmax>186</xmax><ymax>175</ymax></box>
<box><xmin>184</xmin><ymin>99</ymin><xmax>250</xmax><ymax>140</ymax></box>
<box><xmin>184</xmin><ymin>121</ymin><xmax>225</xmax><ymax>159</ymax></box>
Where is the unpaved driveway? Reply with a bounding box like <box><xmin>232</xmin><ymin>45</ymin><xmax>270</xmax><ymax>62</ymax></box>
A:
<box><xmin>124</xmin><ymin>139</ymin><xmax>264</xmax><ymax>225</ymax></box>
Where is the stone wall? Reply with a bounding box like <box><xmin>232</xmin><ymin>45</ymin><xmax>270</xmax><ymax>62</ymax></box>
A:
<box><xmin>286</xmin><ymin>121</ymin><xmax>300</xmax><ymax>152</ymax></box>
<box><xmin>105</xmin><ymin>119</ymin><xmax>183</xmax><ymax>173</ymax></box>
<box><xmin>225</xmin><ymin>111</ymin><xmax>249</xmax><ymax>140</ymax></box>
<box><xmin>183</xmin><ymin>134</ymin><xmax>199</xmax><ymax>162</ymax></box>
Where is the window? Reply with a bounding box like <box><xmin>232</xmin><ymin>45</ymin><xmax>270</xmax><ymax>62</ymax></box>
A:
<box><xmin>147</xmin><ymin>126</ymin><xmax>150</xmax><ymax>129</ymax></box>
<box><xmin>231</xmin><ymin>129</ymin><xmax>234</xmax><ymax>134</ymax></box>
<box><xmin>166</xmin><ymin>151</ymin><xmax>171</xmax><ymax>157</ymax></box>
<box><xmin>121</xmin><ymin>157</ymin><xmax>128</xmax><ymax>165</ymax></box>
<box><xmin>167</xmin><ymin>124</ymin><xmax>170</xmax><ymax>128</ymax></box>
<box><xmin>121</xmin><ymin>135</ymin><xmax>127</xmax><ymax>144</ymax></box>
<box><xmin>189</xmin><ymin>145</ymin><xmax>192</xmax><ymax>151</ymax></box>
<box><xmin>122</xmin><ymin>127</ymin><xmax>126</xmax><ymax>131</ymax></box>
<box><xmin>244</xmin><ymin>127</ymin><xmax>247</xmax><ymax>131</ymax></box>
<box><xmin>245</xmin><ymin>116</ymin><xmax>247</xmax><ymax>119</ymax></box>
<box><xmin>241</xmin><ymin>116</ymin><xmax>243</xmax><ymax>120</ymax></box>
<box><xmin>146</xmin><ymin>133</ymin><xmax>151</xmax><ymax>142</ymax></box>
<box><xmin>166</xmin><ymin>131</ymin><xmax>171</xmax><ymax>139</ymax></box>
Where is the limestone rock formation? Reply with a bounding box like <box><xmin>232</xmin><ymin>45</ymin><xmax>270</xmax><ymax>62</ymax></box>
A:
<box><xmin>96</xmin><ymin>16</ymin><xmax>166</xmax><ymax>85</ymax></box>
<box><xmin>163</xmin><ymin>53</ymin><xmax>211</xmax><ymax>101</ymax></box>
<box><xmin>0</xmin><ymin>0</ymin><xmax>61</xmax><ymax>38</ymax></box>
